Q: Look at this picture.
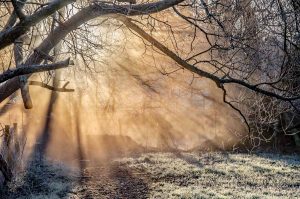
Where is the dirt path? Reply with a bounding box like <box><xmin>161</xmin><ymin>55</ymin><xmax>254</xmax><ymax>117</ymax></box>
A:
<box><xmin>71</xmin><ymin>163</ymin><xmax>150</xmax><ymax>199</ymax></box>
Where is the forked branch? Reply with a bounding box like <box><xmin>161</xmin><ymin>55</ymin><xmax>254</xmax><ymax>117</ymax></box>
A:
<box><xmin>29</xmin><ymin>81</ymin><xmax>75</xmax><ymax>92</ymax></box>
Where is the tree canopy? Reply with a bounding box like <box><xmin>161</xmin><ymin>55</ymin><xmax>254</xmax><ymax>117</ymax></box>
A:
<box><xmin>0</xmin><ymin>0</ymin><xmax>299</xmax><ymax>146</ymax></box>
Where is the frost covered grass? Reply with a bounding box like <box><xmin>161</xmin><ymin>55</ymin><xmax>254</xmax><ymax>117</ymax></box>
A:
<box><xmin>118</xmin><ymin>152</ymin><xmax>300</xmax><ymax>199</ymax></box>
<box><xmin>1</xmin><ymin>152</ymin><xmax>299</xmax><ymax>198</ymax></box>
<box><xmin>0</xmin><ymin>159</ymin><xmax>76</xmax><ymax>199</ymax></box>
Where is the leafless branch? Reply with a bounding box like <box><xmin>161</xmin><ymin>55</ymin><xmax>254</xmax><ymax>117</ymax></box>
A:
<box><xmin>29</xmin><ymin>80</ymin><xmax>74</xmax><ymax>92</ymax></box>
<box><xmin>0</xmin><ymin>58</ymin><xmax>73</xmax><ymax>83</ymax></box>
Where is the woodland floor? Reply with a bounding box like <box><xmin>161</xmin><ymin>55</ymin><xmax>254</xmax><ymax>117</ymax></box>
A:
<box><xmin>1</xmin><ymin>152</ymin><xmax>300</xmax><ymax>199</ymax></box>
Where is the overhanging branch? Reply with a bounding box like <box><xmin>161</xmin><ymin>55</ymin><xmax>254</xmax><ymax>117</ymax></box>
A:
<box><xmin>119</xmin><ymin>16</ymin><xmax>300</xmax><ymax>102</ymax></box>
<box><xmin>0</xmin><ymin>0</ymin><xmax>184</xmax><ymax>50</ymax></box>
<box><xmin>0</xmin><ymin>58</ymin><xmax>73</xmax><ymax>84</ymax></box>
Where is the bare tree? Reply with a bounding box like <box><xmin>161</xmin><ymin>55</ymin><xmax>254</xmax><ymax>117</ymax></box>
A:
<box><xmin>0</xmin><ymin>0</ymin><xmax>299</xmax><ymax>149</ymax></box>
